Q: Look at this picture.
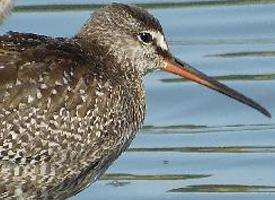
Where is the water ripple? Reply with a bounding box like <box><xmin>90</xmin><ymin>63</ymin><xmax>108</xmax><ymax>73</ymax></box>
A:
<box><xmin>101</xmin><ymin>173</ymin><xmax>211</xmax><ymax>181</ymax></box>
<box><xmin>128</xmin><ymin>146</ymin><xmax>275</xmax><ymax>153</ymax></box>
<box><xmin>170</xmin><ymin>39</ymin><xmax>275</xmax><ymax>46</ymax></box>
<box><xmin>142</xmin><ymin>123</ymin><xmax>275</xmax><ymax>134</ymax></box>
<box><xmin>169</xmin><ymin>184</ymin><xmax>275</xmax><ymax>192</ymax></box>
<box><xmin>13</xmin><ymin>0</ymin><xmax>275</xmax><ymax>12</ymax></box>
<box><xmin>206</xmin><ymin>51</ymin><xmax>275</xmax><ymax>58</ymax></box>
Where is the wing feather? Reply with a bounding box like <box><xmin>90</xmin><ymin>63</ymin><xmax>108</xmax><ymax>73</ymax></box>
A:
<box><xmin>0</xmin><ymin>32</ymin><xmax>101</xmax><ymax>165</ymax></box>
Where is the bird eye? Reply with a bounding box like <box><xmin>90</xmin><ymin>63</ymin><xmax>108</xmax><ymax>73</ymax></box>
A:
<box><xmin>138</xmin><ymin>32</ymin><xmax>153</xmax><ymax>44</ymax></box>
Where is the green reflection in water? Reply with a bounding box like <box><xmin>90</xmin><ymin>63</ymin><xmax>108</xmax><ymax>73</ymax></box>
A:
<box><xmin>170</xmin><ymin>39</ymin><xmax>275</xmax><ymax>46</ymax></box>
<box><xmin>101</xmin><ymin>173</ymin><xmax>211</xmax><ymax>181</ymax></box>
<box><xmin>161</xmin><ymin>74</ymin><xmax>275</xmax><ymax>83</ymax></box>
<box><xmin>169</xmin><ymin>184</ymin><xmax>275</xmax><ymax>192</ymax></box>
<box><xmin>13</xmin><ymin>0</ymin><xmax>275</xmax><ymax>12</ymax></box>
<box><xmin>128</xmin><ymin>146</ymin><xmax>275</xmax><ymax>153</ymax></box>
<box><xmin>142</xmin><ymin>123</ymin><xmax>275</xmax><ymax>134</ymax></box>
<box><xmin>143</xmin><ymin>124</ymin><xmax>208</xmax><ymax>132</ymax></box>
<box><xmin>207</xmin><ymin>51</ymin><xmax>275</xmax><ymax>58</ymax></box>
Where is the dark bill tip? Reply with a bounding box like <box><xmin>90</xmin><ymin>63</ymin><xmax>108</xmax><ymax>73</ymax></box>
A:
<box><xmin>162</xmin><ymin>57</ymin><xmax>271</xmax><ymax>118</ymax></box>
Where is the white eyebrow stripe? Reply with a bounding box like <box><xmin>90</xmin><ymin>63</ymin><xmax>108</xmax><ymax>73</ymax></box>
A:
<box><xmin>148</xmin><ymin>31</ymin><xmax>168</xmax><ymax>51</ymax></box>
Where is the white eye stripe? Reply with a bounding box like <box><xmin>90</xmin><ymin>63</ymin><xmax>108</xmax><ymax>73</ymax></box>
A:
<box><xmin>147</xmin><ymin>31</ymin><xmax>168</xmax><ymax>51</ymax></box>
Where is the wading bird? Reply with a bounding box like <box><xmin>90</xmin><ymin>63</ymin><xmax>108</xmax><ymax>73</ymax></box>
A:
<box><xmin>0</xmin><ymin>3</ymin><xmax>271</xmax><ymax>199</ymax></box>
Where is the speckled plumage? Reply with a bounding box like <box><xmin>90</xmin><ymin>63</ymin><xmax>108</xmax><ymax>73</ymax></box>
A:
<box><xmin>0</xmin><ymin>4</ymin><xmax>164</xmax><ymax>199</ymax></box>
<box><xmin>0</xmin><ymin>2</ymin><xmax>271</xmax><ymax>200</ymax></box>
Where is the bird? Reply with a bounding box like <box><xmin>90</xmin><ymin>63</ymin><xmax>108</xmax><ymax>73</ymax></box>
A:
<box><xmin>0</xmin><ymin>3</ymin><xmax>271</xmax><ymax>200</ymax></box>
<box><xmin>0</xmin><ymin>0</ymin><xmax>13</xmax><ymax>24</ymax></box>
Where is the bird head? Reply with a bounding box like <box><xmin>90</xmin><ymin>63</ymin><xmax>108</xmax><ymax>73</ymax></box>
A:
<box><xmin>77</xmin><ymin>3</ymin><xmax>271</xmax><ymax>118</ymax></box>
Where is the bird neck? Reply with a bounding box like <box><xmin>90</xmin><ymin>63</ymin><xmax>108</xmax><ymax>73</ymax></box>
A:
<box><xmin>70</xmin><ymin>37</ymin><xmax>144</xmax><ymax>107</ymax></box>
<box><xmin>75</xmin><ymin>36</ymin><xmax>145</xmax><ymax>81</ymax></box>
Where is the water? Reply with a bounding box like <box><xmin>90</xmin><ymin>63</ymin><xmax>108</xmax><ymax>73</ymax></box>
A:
<box><xmin>1</xmin><ymin>1</ymin><xmax>275</xmax><ymax>199</ymax></box>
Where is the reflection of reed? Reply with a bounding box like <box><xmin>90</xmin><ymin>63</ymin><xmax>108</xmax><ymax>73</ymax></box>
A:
<box><xmin>207</xmin><ymin>51</ymin><xmax>275</xmax><ymax>58</ymax></box>
<box><xmin>101</xmin><ymin>173</ymin><xmax>211</xmax><ymax>181</ymax></box>
<box><xmin>169</xmin><ymin>184</ymin><xmax>275</xmax><ymax>192</ymax></box>
<box><xmin>142</xmin><ymin>123</ymin><xmax>275</xmax><ymax>134</ymax></box>
<box><xmin>161</xmin><ymin>74</ymin><xmax>275</xmax><ymax>83</ymax></box>
<box><xmin>170</xmin><ymin>39</ymin><xmax>275</xmax><ymax>46</ymax></box>
<box><xmin>13</xmin><ymin>0</ymin><xmax>275</xmax><ymax>12</ymax></box>
<box><xmin>128</xmin><ymin>146</ymin><xmax>275</xmax><ymax>153</ymax></box>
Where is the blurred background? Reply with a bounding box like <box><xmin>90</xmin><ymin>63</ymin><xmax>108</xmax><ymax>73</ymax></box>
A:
<box><xmin>1</xmin><ymin>1</ymin><xmax>275</xmax><ymax>200</ymax></box>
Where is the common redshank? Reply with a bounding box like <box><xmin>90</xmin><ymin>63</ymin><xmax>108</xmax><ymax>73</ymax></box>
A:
<box><xmin>0</xmin><ymin>3</ymin><xmax>271</xmax><ymax>199</ymax></box>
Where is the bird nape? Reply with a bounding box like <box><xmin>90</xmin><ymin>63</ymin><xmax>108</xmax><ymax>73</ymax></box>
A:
<box><xmin>0</xmin><ymin>3</ymin><xmax>271</xmax><ymax>200</ymax></box>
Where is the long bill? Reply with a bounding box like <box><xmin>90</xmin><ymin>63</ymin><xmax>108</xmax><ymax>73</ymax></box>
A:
<box><xmin>162</xmin><ymin>57</ymin><xmax>271</xmax><ymax>118</ymax></box>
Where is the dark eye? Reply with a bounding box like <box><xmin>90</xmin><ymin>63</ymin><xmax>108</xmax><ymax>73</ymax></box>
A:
<box><xmin>138</xmin><ymin>32</ymin><xmax>153</xmax><ymax>44</ymax></box>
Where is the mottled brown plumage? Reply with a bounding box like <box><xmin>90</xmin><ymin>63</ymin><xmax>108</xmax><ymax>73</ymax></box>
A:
<box><xmin>0</xmin><ymin>3</ymin><xmax>271</xmax><ymax>200</ymax></box>
<box><xmin>0</xmin><ymin>32</ymin><xmax>146</xmax><ymax>198</ymax></box>
<box><xmin>0</xmin><ymin>5</ymin><xmax>148</xmax><ymax>198</ymax></box>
